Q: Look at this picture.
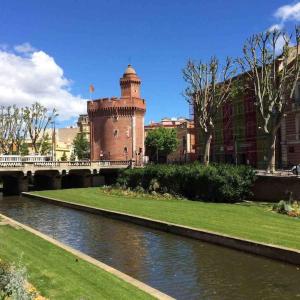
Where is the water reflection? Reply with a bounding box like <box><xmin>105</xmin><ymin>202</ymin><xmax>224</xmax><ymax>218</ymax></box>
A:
<box><xmin>0</xmin><ymin>194</ymin><xmax>299</xmax><ymax>300</ymax></box>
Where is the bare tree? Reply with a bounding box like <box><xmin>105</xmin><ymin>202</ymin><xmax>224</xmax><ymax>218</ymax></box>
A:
<box><xmin>0</xmin><ymin>106</ymin><xmax>13</xmax><ymax>154</ymax></box>
<box><xmin>183</xmin><ymin>57</ymin><xmax>236</xmax><ymax>165</ymax></box>
<box><xmin>237</xmin><ymin>27</ymin><xmax>300</xmax><ymax>173</ymax></box>
<box><xmin>23</xmin><ymin>102</ymin><xmax>58</xmax><ymax>154</ymax></box>
<box><xmin>10</xmin><ymin>106</ymin><xmax>28</xmax><ymax>154</ymax></box>
<box><xmin>0</xmin><ymin>106</ymin><xmax>27</xmax><ymax>154</ymax></box>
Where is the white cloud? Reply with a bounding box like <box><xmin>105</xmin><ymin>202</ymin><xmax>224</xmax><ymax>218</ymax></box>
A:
<box><xmin>268</xmin><ymin>24</ymin><xmax>283</xmax><ymax>32</ymax></box>
<box><xmin>14</xmin><ymin>42</ymin><xmax>36</xmax><ymax>54</ymax></box>
<box><xmin>270</xmin><ymin>2</ymin><xmax>300</xmax><ymax>30</ymax></box>
<box><xmin>0</xmin><ymin>45</ymin><xmax>86</xmax><ymax>121</ymax></box>
<box><xmin>274</xmin><ymin>2</ymin><xmax>300</xmax><ymax>22</ymax></box>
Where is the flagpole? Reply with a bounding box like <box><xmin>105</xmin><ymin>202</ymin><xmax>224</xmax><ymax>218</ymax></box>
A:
<box><xmin>89</xmin><ymin>84</ymin><xmax>95</xmax><ymax>102</ymax></box>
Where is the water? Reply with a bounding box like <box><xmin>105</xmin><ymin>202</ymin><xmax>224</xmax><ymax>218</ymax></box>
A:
<box><xmin>0</xmin><ymin>193</ymin><xmax>299</xmax><ymax>300</ymax></box>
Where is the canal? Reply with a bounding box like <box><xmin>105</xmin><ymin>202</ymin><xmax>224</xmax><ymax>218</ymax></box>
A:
<box><xmin>0</xmin><ymin>193</ymin><xmax>299</xmax><ymax>299</ymax></box>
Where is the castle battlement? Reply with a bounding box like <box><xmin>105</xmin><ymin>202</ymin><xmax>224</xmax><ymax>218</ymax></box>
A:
<box><xmin>88</xmin><ymin>65</ymin><xmax>146</xmax><ymax>162</ymax></box>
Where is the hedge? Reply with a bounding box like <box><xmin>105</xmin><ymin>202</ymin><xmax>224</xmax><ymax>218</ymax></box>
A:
<box><xmin>117</xmin><ymin>163</ymin><xmax>256</xmax><ymax>203</ymax></box>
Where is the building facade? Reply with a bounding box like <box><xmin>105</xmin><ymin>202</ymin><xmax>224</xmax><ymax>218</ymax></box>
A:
<box><xmin>194</xmin><ymin>82</ymin><xmax>300</xmax><ymax>169</ymax></box>
<box><xmin>145</xmin><ymin>117</ymin><xmax>196</xmax><ymax>163</ymax></box>
<box><xmin>77</xmin><ymin>114</ymin><xmax>90</xmax><ymax>141</ymax></box>
<box><xmin>88</xmin><ymin>65</ymin><xmax>146</xmax><ymax>163</ymax></box>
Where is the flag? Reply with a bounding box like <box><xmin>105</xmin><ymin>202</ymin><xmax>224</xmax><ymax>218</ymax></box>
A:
<box><xmin>89</xmin><ymin>84</ymin><xmax>95</xmax><ymax>93</ymax></box>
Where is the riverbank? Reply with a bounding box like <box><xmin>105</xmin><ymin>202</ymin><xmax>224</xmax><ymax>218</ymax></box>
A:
<box><xmin>0</xmin><ymin>214</ymin><xmax>162</xmax><ymax>300</ymax></box>
<box><xmin>32</xmin><ymin>187</ymin><xmax>300</xmax><ymax>251</ymax></box>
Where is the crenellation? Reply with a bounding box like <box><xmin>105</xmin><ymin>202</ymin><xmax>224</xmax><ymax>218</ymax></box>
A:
<box><xmin>88</xmin><ymin>65</ymin><xmax>146</xmax><ymax>163</ymax></box>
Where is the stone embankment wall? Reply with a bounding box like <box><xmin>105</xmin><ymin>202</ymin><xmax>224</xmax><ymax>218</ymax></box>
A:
<box><xmin>252</xmin><ymin>175</ymin><xmax>300</xmax><ymax>201</ymax></box>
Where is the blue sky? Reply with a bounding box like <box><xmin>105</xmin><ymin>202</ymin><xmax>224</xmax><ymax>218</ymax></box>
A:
<box><xmin>0</xmin><ymin>0</ymin><xmax>298</xmax><ymax>126</ymax></box>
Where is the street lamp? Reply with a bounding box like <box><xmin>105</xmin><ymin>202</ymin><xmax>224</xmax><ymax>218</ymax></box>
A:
<box><xmin>51</xmin><ymin>121</ymin><xmax>56</xmax><ymax>161</ymax></box>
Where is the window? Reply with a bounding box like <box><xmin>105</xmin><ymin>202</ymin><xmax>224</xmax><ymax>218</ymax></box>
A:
<box><xmin>289</xmin><ymin>146</ymin><xmax>295</xmax><ymax>153</ymax></box>
<box><xmin>295</xmin><ymin>82</ymin><xmax>300</xmax><ymax>105</ymax></box>
<box><xmin>113</xmin><ymin>129</ymin><xmax>118</xmax><ymax>137</ymax></box>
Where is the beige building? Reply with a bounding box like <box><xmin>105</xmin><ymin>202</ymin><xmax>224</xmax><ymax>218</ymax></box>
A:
<box><xmin>144</xmin><ymin>117</ymin><xmax>196</xmax><ymax>163</ymax></box>
<box><xmin>77</xmin><ymin>114</ymin><xmax>90</xmax><ymax>140</ymax></box>
<box><xmin>54</xmin><ymin>127</ymin><xmax>79</xmax><ymax>160</ymax></box>
<box><xmin>21</xmin><ymin>114</ymin><xmax>90</xmax><ymax>161</ymax></box>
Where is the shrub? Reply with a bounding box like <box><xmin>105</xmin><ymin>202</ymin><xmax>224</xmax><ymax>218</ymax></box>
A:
<box><xmin>0</xmin><ymin>259</ymin><xmax>36</xmax><ymax>300</ymax></box>
<box><xmin>117</xmin><ymin>163</ymin><xmax>256</xmax><ymax>203</ymax></box>
<box><xmin>273</xmin><ymin>200</ymin><xmax>300</xmax><ymax>217</ymax></box>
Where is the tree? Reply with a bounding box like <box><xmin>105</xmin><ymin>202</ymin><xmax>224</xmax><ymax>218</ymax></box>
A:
<box><xmin>0</xmin><ymin>105</ymin><xmax>27</xmax><ymax>154</ymax></box>
<box><xmin>19</xmin><ymin>143</ymin><xmax>29</xmax><ymax>156</ymax></box>
<box><xmin>145</xmin><ymin>127</ymin><xmax>178</xmax><ymax>163</ymax></box>
<box><xmin>183</xmin><ymin>57</ymin><xmax>236</xmax><ymax>165</ymax></box>
<box><xmin>0</xmin><ymin>106</ymin><xmax>15</xmax><ymax>154</ymax></box>
<box><xmin>10</xmin><ymin>106</ymin><xmax>27</xmax><ymax>154</ymax></box>
<box><xmin>73</xmin><ymin>133</ymin><xmax>90</xmax><ymax>160</ymax></box>
<box><xmin>61</xmin><ymin>151</ymin><xmax>67</xmax><ymax>161</ymax></box>
<box><xmin>23</xmin><ymin>102</ymin><xmax>57</xmax><ymax>154</ymax></box>
<box><xmin>70</xmin><ymin>152</ymin><xmax>76</xmax><ymax>161</ymax></box>
<box><xmin>38</xmin><ymin>133</ymin><xmax>52</xmax><ymax>155</ymax></box>
<box><xmin>237</xmin><ymin>27</ymin><xmax>300</xmax><ymax>173</ymax></box>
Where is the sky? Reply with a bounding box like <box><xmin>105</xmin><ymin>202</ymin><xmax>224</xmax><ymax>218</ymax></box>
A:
<box><xmin>0</xmin><ymin>0</ymin><xmax>300</xmax><ymax>127</ymax></box>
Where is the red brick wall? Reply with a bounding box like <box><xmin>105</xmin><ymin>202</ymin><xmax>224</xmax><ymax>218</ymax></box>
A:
<box><xmin>88</xmin><ymin>66</ymin><xmax>146</xmax><ymax>162</ymax></box>
<box><xmin>90</xmin><ymin>111</ymin><xmax>145</xmax><ymax>161</ymax></box>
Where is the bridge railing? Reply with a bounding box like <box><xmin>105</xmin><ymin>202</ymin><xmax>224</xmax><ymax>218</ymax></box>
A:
<box><xmin>0</xmin><ymin>162</ymin><xmax>25</xmax><ymax>168</ymax></box>
<box><xmin>34</xmin><ymin>162</ymin><xmax>61</xmax><ymax>167</ymax></box>
<box><xmin>94</xmin><ymin>160</ymin><xmax>131</xmax><ymax>166</ymax></box>
<box><xmin>0</xmin><ymin>160</ymin><xmax>132</xmax><ymax>169</ymax></box>
<box><xmin>68</xmin><ymin>161</ymin><xmax>91</xmax><ymax>167</ymax></box>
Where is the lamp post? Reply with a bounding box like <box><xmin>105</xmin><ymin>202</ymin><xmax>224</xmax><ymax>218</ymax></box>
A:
<box><xmin>51</xmin><ymin>121</ymin><xmax>56</xmax><ymax>161</ymax></box>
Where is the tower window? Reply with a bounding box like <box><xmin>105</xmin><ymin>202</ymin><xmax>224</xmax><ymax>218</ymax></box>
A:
<box><xmin>113</xmin><ymin>129</ymin><xmax>118</xmax><ymax>137</ymax></box>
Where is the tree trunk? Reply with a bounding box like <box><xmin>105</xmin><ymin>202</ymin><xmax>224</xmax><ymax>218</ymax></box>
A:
<box><xmin>266</xmin><ymin>130</ymin><xmax>277</xmax><ymax>173</ymax></box>
<box><xmin>203</xmin><ymin>132</ymin><xmax>213</xmax><ymax>166</ymax></box>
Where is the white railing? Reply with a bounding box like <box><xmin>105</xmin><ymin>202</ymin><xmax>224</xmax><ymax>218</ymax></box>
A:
<box><xmin>0</xmin><ymin>162</ymin><xmax>24</xmax><ymax>168</ymax></box>
<box><xmin>0</xmin><ymin>160</ymin><xmax>132</xmax><ymax>169</ymax></box>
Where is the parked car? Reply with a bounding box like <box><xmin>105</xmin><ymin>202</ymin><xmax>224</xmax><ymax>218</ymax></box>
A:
<box><xmin>291</xmin><ymin>165</ymin><xmax>300</xmax><ymax>175</ymax></box>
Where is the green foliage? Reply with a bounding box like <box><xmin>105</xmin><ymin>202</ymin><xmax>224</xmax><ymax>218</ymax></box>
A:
<box><xmin>273</xmin><ymin>200</ymin><xmax>300</xmax><ymax>217</ymax></box>
<box><xmin>38</xmin><ymin>133</ymin><xmax>52</xmax><ymax>155</ymax></box>
<box><xmin>0</xmin><ymin>260</ymin><xmax>35</xmax><ymax>300</ymax></box>
<box><xmin>69</xmin><ymin>152</ymin><xmax>76</xmax><ymax>161</ymax></box>
<box><xmin>145</xmin><ymin>127</ymin><xmax>178</xmax><ymax>162</ymax></box>
<box><xmin>19</xmin><ymin>143</ymin><xmax>29</xmax><ymax>156</ymax></box>
<box><xmin>73</xmin><ymin>133</ymin><xmax>90</xmax><ymax>160</ymax></box>
<box><xmin>118</xmin><ymin>163</ymin><xmax>256</xmax><ymax>203</ymax></box>
<box><xmin>61</xmin><ymin>151</ymin><xmax>67</xmax><ymax>161</ymax></box>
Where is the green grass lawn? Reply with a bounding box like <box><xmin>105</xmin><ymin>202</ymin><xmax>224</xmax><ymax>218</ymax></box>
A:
<box><xmin>33</xmin><ymin>187</ymin><xmax>300</xmax><ymax>250</ymax></box>
<box><xmin>0</xmin><ymin>221</ymin><xmax>153</xmax><ymax>300</ymax></box>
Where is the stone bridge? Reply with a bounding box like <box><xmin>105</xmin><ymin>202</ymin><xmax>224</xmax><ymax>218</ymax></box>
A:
<box><xmin>0</xmin><ymin>160</ymin><xmax>132</xmax><ymax>195</ymax></box>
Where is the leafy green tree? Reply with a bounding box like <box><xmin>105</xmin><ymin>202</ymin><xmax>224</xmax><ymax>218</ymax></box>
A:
<box><xmin>38</xmin><ymin>133</ymin><xmax>52</xmax><ymax>155</ymax></box>
<box><xmin>61</xmin><ymin>151</ymin><xmax>67</xmax><ymax>161</ymax></box>
<box><xmin>73</xmin><ymin>133</ymin><xmax>90</xmax><ymax>160</ymax></box>
<box><xmin>70</xmin><ymin>152</ymin><xmax>76</xmax><ymax>161</ymax></box>
<box><xmin>145</xmin><ymin>127</ymin><xmax>178</xmax><ymax>163</ymax></box>
<box><xmin>19</xmin><ymin>143</ymin><xmax>29</xmax><ymax>156</ymax></box>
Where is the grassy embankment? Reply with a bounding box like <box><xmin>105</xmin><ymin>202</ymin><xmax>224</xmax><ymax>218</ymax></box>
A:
<box><xmin>0</xmin><ymin>218</ymin><xmax>153</xmax><ymax>300</ymax></box>
<box><xmin>34</xmin><ymin>187</ymin><xmax>300</xmax><ymax>250</ymax></box>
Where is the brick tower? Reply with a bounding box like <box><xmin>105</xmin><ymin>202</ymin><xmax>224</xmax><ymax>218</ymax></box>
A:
<box><xmin>88</xmin><ymin>65</ymin><xmax>146</xmax><ymax>164</ymax></box>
